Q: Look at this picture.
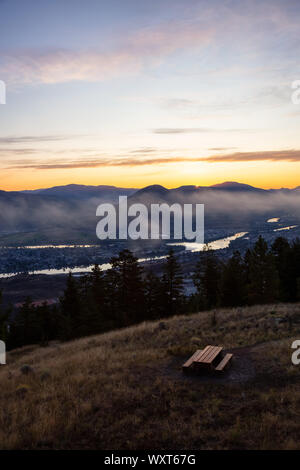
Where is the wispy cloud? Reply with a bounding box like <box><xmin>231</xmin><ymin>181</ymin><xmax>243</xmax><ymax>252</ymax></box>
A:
<box><xmin>208</xmin><ymin>147</ymin><xmax>238</xmax><ymax>151</ymax></box>
<box><xmin>4</xmin><ymin>156</ymin><xmax>190</xmax><ymax>170</ymax></box>
<box><xmin>153</xmin><ymin>128</ymin><xmax>256</xmax><ymax>134</ymax></box>
<box><xmin>160</xmin><ymin>83</ymin><xmax>291</xmax><ymax>117</ymax></box>
<box><xmin>7</xmin><ymin>148</ymin><xmax>300</xmax><ymax>171</ymax></box>
<box><xmin>0</xmin><ymin>148</ymin><xmax>39</xmax><ymax>155</ymax></box>
<box><xmin>129</xmin><ymin>147</ymin><xmax>157</xmax><ymax>154</ymax></box>
<box><xmin>202</xmin><ymin>149</ymin><xmax>300</xmax><ymax>163</ymax></box>
<box><xmin>0</xmin><ymin>21</ymin><xmax>213</xmax><ymax>85</ymax></box>
<box><xmin>0</xmin><ymin>135</ymin><xmax>86</xmax><ymax>144</ymax></box>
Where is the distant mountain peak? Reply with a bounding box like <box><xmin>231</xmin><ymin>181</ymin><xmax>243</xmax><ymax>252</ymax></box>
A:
<box><xmin>210</xmin><ymin>181</ymin><xmax>265</xmax><ymax>192</ymax></box>
<box><xmin>22</xmin><ymin>183</ymin><xmax>132</xmax><ymax>193</ymax></box>
<box><xmin>211</xmin><ymin>181</ymin><xmax>250</xmax><ymax>188</ymax></box>
<box><xmin>135</xmin><ymin>184</ymin><xmax>169</xmax><ymax>194</ymax></box>
<box><xmin>173</xmin><ymin>185</ymin><xmax>198</xmax><ymax>191</ymax></box>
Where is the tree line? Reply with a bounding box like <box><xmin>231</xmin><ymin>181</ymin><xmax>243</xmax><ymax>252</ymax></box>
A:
<box><xmin>1</xmin><ymin>235</ymin><xmax>300</xmax><ymax>350</ymax></box>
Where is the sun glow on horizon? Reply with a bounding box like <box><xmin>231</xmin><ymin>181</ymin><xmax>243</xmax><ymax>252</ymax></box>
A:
<box><xmin>2</xmin><ymin>159</ymin><xmax>300</xmax><ymax>192</ymax></box>
<box><xmin>1</xmin><ymin>0</ymin><xmax>300</xmax><ymax>192</ymax></box>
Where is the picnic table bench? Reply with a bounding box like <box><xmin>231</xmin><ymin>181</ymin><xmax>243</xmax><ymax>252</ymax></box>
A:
<box><xmin>182</xmin><ymin>345</ymin><xmax>233</xmax><ymax>374</ymax></box>
<box><xmin>215</xmin><ymin>353</ymin><xmax>233</xmax><ymax>371</ymax></box>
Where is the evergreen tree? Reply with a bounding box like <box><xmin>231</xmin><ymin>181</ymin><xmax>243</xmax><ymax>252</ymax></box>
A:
<box><xmin>36</xmin><ymin>301</ymin><xmax>59</xmax><ymax>346</ymax></box>
<box><xmin>103</xmin><ymin>266</ymin><xmax>121</xmax><ymax>329</ymax></box>
<box><xmin>271</xmin><ymin>237</ymin><xmax>291</xmax><ymax>301</ymax></box>
<box><xmin>194</xmin><ymin>250</ymin><xmax>221</xmax><ymax>310</ymax></box>
<box><xmin>59</xmin><ymin>273</ymin><xmax>83</xmax><ymax>340</ymax></box>
<box><xmin>109</xmin><ymin>249</ymin><xmax>145</xmax><ymax>326</ymax></box>
<box><xmin>144</xmin><ymin>270</ymin><xmax>163</xmax><ymax>320</ymax></box>
<box><xmin>245</xmin><ymin>236</ymin><xmax>279</xmax><ymax>305</ymax></box>
<box><xmin>89</xmin><ymin>264</ymin><xmax>105</xmax><ymax>307</ymax></box>
<box><xmin>289</xmin><ymin>238</ymin><xmax>300</xmax><ymax>301</ymax></box>
<box><xmin>161</xmin><ymin>249</ymin><xmax>184</xmax><ymax>317</ymax></box>
<box><xmin>8</xmin><ymin>297</ymin><xmax>37</xmax><ymax>348</ymax></box>
<box><xmin>221</xmin><ymin>251</ymin><xmax>247</xmax><ymax>307</ymax></box>
<box><xmin>79</xmin><ymin>265</ymin><xmax>108</xmax><ymax>335</ymax></box>
<box><xmin>0</xmin><ymin>290</ymin><xmax>8</xmax><ymax>343</ymax></box>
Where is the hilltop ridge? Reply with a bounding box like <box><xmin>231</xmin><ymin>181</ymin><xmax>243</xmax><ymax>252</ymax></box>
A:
<box><xmin>1</xmin><ymin>303</ymin><xmax>299</xmax><ymax>450</ymax></box>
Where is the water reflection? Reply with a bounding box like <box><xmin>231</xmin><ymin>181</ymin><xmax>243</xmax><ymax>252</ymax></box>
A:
<box><xmin>274</xmin><ymin>225</ymin><xmax>298</xmax><ymax>232</ymax></box>
<box><xmin>168</xmin><ymin>232</ymin><xmax>248</xmax><ymax>252</ymax></box>
<box><xmin>0</xmin><ymin>232</ymin><xmax>248</xmax><ymax>279</ymax></box>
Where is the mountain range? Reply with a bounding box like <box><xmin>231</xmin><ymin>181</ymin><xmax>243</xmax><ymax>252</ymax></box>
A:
<box><xmin>18</xmin><ymin>181</ymin><xmax>300</xmax><ymax>198</ymax></box>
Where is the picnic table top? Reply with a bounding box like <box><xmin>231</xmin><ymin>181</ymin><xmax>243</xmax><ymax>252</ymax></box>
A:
<box><xmin>193</xmin><ymin>345</ymin><xmax>223</xmax><ymax>364</ymax></box>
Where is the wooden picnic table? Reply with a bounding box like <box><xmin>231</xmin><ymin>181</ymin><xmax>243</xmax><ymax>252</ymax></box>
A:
<box><xmin>193</xmin><ymin>345</ymin><xmax>223</xmax><ymax>369</ymax></box>
<box><xmin>182</xmin><ymin>345</ymin><xmax>233</xmax><ymax>373</ymax></box>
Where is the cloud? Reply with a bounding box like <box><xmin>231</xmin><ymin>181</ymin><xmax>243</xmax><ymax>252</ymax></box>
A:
<box><xmin>0</xmin><ymin>148</ymin><xmax>39</xmax><ymax>155</ymax></box>
<box><xmin>129</xmin><ymin>147</ymin><xmax>157</xmax><ymax>154</ymax></box>
<box><xmin>160</xmin><ymin>83</ymin><xmax>291</xmax><ymax>117</ymax></box>
<box><xmin>208</xmin><ymin>147</ymin><xmax>238</xmax><ymax>151</ymax></box>
<box><xmin>4</xmin><ymin>156</ymin><xmax>189</xmax><ymax>170</ymax></box>
<box><xmin>2</xmin><ymin>0</ymin><xmax>300</xmax><ymax>88</ymax></box>
<box><xmin>153</xmin><ymin>128</ymin><xmax>211</xmax><ymax>134</ymax></box>
<box><xmin>5</xmin><ymin>148</ymin><xmax>300</xmax><ymax>171</ymax></box>
<box><xmin>153</xmin><ymin>128</ymin><xmax>256</xmax><ymax>134</ymax></box>
<box><xmin>0</xmin><ymin>135</ymin><xmax>86</xmax><ymax>144</ymax></box>
<box><xmin>202</xmin><ymin>149</ymin><xmax>300</xmax><ymax>163</ymax></box>
<box><xmin>0</xmin><ymin>21</ymin><xmax>213</xmax><ymax>85</ymax></box>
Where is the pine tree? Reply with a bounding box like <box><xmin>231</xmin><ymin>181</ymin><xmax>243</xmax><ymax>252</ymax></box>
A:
<box><xmin>245</xmin><ymin>236</ymin><xmax>279</xmax><ymax>305</ymax></box>
<box><xmin>104</xmin><ymin>266</ymin><xmax>121</xmax><ymax>329</ymax></box>
<box><xmin>109</xmin><ymin>249</ymin><xmax>145</xmax><ymax>326</ymax></box>
<box><xmin>194</xmin><ymin>250</ymin><xmax>221</xmax><ymax>310</ymax></box>
<box><xmin>79</xmin><ymin>265</ymin><xmax>108</xmax><ymax>335</ymax></box>
<box><xmin>8</xmin><ymin>297</ymin><xmax>37</xmax><ymax>348</ymax></box>
<box><xmin>0</xmin><ymin>290</ymin><xmax>8</xmax><ymax>343</ymax></box>
<box><xmin>90</xmin><ymin>264</ymin><xmax>105</xmax><ymax>307</ymax></box>
<box><xmin>59</xmin><ymin>273</ymin><xmax>82</xmax><ymax>340</ymax></box>
<box><xmin>289</xmin><ymin>238</ymin><xmax>300</xmax><ymax>301</ymax></box>
<box><xmin>161</xmin><ymin>249</ymin><xmax>184</xmax><ymax>317</ymax></box>
<box><xmin>221</xmin><ymin>251</ymin><xmax>247</xmax><ymax>307</ymax></box>
<box><xmin>36</xmin><ymin>301</ymin><xmax>58</xmax><ymax>346</ymax></box>
<box><xmin>144</xmin><ymin>270</ymin><xmax>163</xmax><ymax>320</ymax></box>
<box><xmin>271</xmin><ymin>237</ymin><xmax>291</xmax><ymax>301</ymax></box>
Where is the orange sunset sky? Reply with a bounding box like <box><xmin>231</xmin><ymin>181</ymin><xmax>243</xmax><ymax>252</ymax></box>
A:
<box><xmin>1</xmin><ymin>0</ymin><xmax>300</xmax><ymax>191</ymax></box>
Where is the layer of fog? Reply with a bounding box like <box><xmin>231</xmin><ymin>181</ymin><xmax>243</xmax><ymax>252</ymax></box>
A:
<box><xmin>1</xmin><ymin>190</ymin><xmax>300</xmax><ymax>235</ymax></box>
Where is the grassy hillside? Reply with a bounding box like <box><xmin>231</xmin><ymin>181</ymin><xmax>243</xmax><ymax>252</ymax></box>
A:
<box><xmin>0</xmin><ymin>303</ymin><xmax>300</xmax><ymax>450</ymax></box>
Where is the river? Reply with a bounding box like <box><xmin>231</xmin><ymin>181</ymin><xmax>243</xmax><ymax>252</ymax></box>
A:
<box><xmin>0</xmin><ymin>232</ymin><xmax>248</xmax><ymax>279</ymax></box>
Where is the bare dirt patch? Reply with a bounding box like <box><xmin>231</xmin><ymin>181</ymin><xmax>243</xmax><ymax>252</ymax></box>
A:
<box><xmin>160</xmin><ymin>346</ymin><xmax>257</xmax><ymax>385</ymax></box>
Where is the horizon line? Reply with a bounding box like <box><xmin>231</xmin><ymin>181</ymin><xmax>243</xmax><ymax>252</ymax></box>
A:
<box><xmin>2</xmin><ymin>180</ymin><xmax>300</xmax><ymax>193</ymax></box>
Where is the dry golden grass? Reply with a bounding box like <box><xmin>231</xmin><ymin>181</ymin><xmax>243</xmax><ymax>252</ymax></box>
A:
<box><xmin>0</xmin><ymin>303</ymin><xmax>300</xmax><ymax>449</ymax></box>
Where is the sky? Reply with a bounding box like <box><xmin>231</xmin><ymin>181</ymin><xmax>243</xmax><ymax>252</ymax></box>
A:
<box><xmin>1</xmin><ymin>0</ymin><xmax>300</xmax><ymax>190</ymax></box>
